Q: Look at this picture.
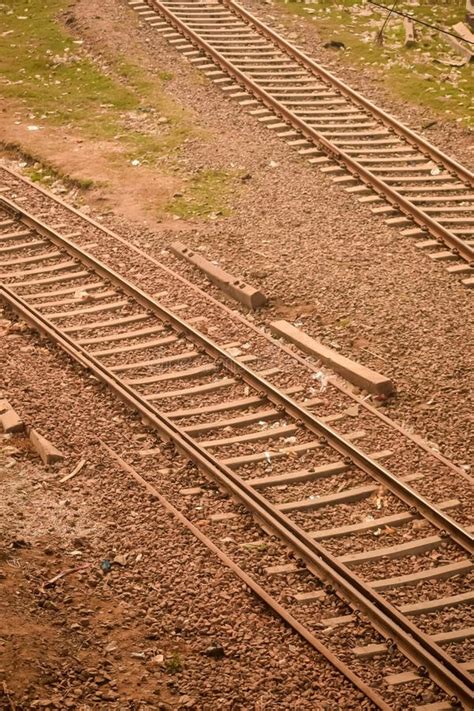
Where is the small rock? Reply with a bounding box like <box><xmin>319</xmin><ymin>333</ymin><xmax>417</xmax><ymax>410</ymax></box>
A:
<box><xmin>345</xmin><ymin>405</ymin><xmax>359</xmax><ymax>417</ymax></box>
<box><xmin>203</xmin><ymin>643</ymin><xmax>225</xmax><ymax>660</ymax></box>
<box><xmin>412</xmin><ymin>519</ymin><xmax>430</xmax><ymax>530</ymax></box>
<box><xmin>72</xmin><ymin>537</ymin><xmax>87</xmax><ymax>549</ymax></box>
<box><xmin>98</xmin><ymin>690</ymin><xmax>118</xmax><ymax>701</ymax></box>
<box><xmin>42</xmin><ymin>600</ymin><xmax>58</xmax><ymax>611</ymax></box>
<box><xmin>113</xmin><ymin>554</ymin><xmax>127</xmax><ymax>566</ymax></box>
<box><xmin>324</xmin><ymin>40</ymin><xmax>345</xmax><ymax>49</ymax></box>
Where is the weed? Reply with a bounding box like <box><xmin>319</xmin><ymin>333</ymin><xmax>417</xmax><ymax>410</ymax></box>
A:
<box><xmin>0</xmin><ymin>140</ymin><xmax>94</xmax><ymax>190</ymax></box>
<box><xmin>166</xmin><ymin>169</ymin><xmax>238</xmax><ymax>219</ymax></box>
<box><xmin>165</xmin><ymin>652</ymin><xmax>183</xmax><ymax>673</ymax></box>
<box><xmin>275</xmin><ymin>0</ymin><xmax>473</xmax><ymax>126</ymax></box>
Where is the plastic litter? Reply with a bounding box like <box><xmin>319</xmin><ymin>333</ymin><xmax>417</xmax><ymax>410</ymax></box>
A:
<box><xmin>312</xmin><ymin>370</ymin><xmax>328</xmax><ymax>392</ymax></box>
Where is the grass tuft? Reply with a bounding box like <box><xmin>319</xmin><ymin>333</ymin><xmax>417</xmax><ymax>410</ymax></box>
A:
<box><xmin>164</xmin><ymin>652</ymin><xmax>183</xmax><ymax>673</ymax></box>
<box><xmin>275</xmin><ymin>0</ymin><xmax>473</xmax><ymax>126</ymax></box>
<box><xmin>166</xmin><ymin>169</ymin><xmax>238</xmax><ymax>219</ymax></box>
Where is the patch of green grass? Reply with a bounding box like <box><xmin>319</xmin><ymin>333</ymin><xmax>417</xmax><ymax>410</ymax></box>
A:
<box><xmin>166</xmin><ymin>169</ymin><xmax>237</xmax><ymax>219</ymax></box>
<box><xmin>1</xmin><ymin>1</ymin><xmax>135</xmax><ymax>134</ymax></box>
<box><xmin>24</xmin><ymin>162</ymin><xmax>93</xmax><ymax>190</ymax></box>
<box><xmin>25</xmin><ymin>164</ymin><xmax>62</xmax><ymax>186</ymax></box>
<box><xmin>275</xmin><ymin>1</ymin><xmax>473</xmax><ymax>126</ymax></box>
<box><xmin>241</xmin><ymin>542</ymin><xmax>269</xmax><ymax>553</ymax></box>
<box><xmin>0</xmin><ymin>1</ymin><xmax>195</xmax><ymax>164</ymax></box>
<box><xmin>164</xmin><ymin>652</ymin><xmax>183</xmax><ymax>673</ymax></box>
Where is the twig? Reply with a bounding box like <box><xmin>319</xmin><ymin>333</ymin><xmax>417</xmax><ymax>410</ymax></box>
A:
<box><xmin>375</xmin><ymin>0</ymin><xmax>399</xmax><ymax>45</ymax></box>
<box><xmin>60</xmin><ymin>458</ymin><xmax>86</xmax><ymax>483</ymax></box>
<box><xmin>363</xmin><ymin>348</ymin><xmax>391</xmax><ymax>365</ymax></box>
<box><xmin>40</xmin><ymin>563</ymin><xmax>91</xmax><ymax>592</ymax></box>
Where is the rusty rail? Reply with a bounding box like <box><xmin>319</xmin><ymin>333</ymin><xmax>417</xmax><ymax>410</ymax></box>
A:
<box><xmin>0</xmin><ymin>198</ymin><xmax>472</xmax><ymax>706</ymax></box>
<box><xmin>2</xmin><ymin>286</ymin><xmax>473</xmax><ymax>706</ymax></box>
<box><xmin>147</xmin><ymin>0</ymin><xmax>474</xmax><ymax>263</ymax></box>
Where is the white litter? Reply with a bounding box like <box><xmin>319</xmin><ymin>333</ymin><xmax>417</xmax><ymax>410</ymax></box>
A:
<box><xmin>73</xmin><ymin>289</ymin><xmax>91</xmax><ymax>301</ymax></box>
<box><xmin>312</xmin><ymin>370</ymin><xmax>328</xmax><ymax>392</ymax></box>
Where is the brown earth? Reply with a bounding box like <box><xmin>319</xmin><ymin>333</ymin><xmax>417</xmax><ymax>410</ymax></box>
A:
<box><xmin>0</xmin><ymin>111</ymin><xmax>180</xmax><ymax>225</ymax></box>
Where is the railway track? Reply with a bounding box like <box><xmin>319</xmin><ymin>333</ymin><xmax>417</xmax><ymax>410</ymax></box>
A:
<box><xmin>0</xmin><ymin>193</ymin><xmax>472</xmax><ymax>709</ymax></box>
<box><xmin>127</xmin><ymin>0</ymin><xmax>474</xmax><ymax>285</ymax></box>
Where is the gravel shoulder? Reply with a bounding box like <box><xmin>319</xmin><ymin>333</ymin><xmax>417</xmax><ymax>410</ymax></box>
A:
<box><xmin>1</xmin><ymin>3</ymin><xmax>472</xmax><ymax>707</ymax></box>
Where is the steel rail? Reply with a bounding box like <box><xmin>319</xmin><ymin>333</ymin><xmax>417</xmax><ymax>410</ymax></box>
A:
<box><xmin>0</xmin><ymin>164</ymin><xmax>470</xmax><ymax>485</ymax></box>
<box><xmin>0</xmin><ymin>203</ymin><xmax>473</xmax><ymax>704</ymax></box>
<box><xmin>101</xmin><ymin>442</ymin><xmax>393</xmax><ymax>711</ymax></box>
<box><xmin>147</xmin><ymin>0</ymin><xmax>474</xmax><ymax>263</ymax></box>
<box><xmin>221</xmin><ymin>0</ymin><xmax>474</xmax><ymax>185</ymax></box>
<box><xmin>1</xmin><ymin>194</ymin><xmax>472</xmax><ymax>556</ymax></box>
<box><xmin>1</xmin><ymin>284</ymin><xmax>472</xmax><ymax>708</ymax></box>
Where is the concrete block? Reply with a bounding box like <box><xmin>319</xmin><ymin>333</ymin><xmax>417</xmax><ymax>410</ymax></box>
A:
<box><xmin>0</xmin><ymin>409</ymin><xmax>24</xmax><ymax>433</ymax></box>
<box><xmin>170</xmin><ymin>241</ymin><xmax>267</xmax><ymax>310</ymax></box>
<box><xmin>270</xmin><ymin>320</ymin><xmax>394</xmax><ymax>396</ymax></box>
<box><xmin>0</xmin><ymin>399</ymin><xmax>12</xmax><ymax>414</ymax></box>
<box><xmin>29</xmin><ymin>428</ymin><xmax>64</xmax><ymax>465</ymax></box>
